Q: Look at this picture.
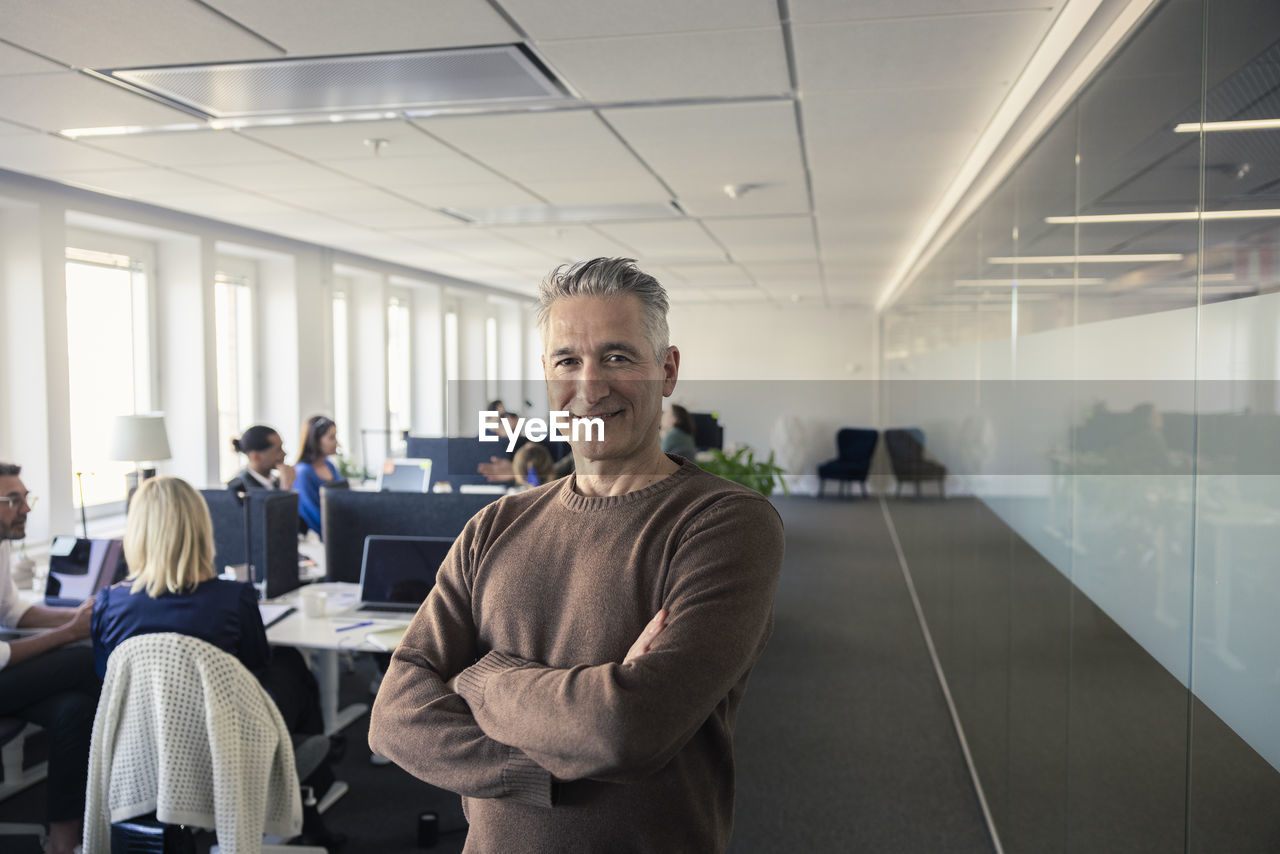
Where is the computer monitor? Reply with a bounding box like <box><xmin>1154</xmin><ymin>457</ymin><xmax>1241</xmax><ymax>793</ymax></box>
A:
<box><xmin>45</xmin><ymin>536</ymin><xmax>125</xmax><ymax>606</ymax></box>
<box><xmin>377</xmin><ymin>459</ymin><xmax>432</xmax><ymax>492</ymax></box>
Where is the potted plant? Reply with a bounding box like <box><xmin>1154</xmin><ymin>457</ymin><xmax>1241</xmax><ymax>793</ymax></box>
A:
<box><xmin>697</xmin><ymin>446</ymin><xmax>788</xmax><ymax>497</ymax></box>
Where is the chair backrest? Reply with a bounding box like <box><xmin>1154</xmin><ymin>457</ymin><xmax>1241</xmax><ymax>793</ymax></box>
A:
<box><xmin>84</xmin><ymin>633</ymin><xmax>302</xmax><ymax>854</ymax></box>
<box><xmin>836</xmin><ymin>428</ymin><xmax>878</xmax><ymax>462</ymax></box>
<box><xmin>884</xmin><ymin>428</ymin><xmax>926</xmax><ymax>472</ymax></box>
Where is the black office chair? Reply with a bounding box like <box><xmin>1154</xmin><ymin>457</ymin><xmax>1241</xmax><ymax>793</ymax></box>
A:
<box><xmin>0</xmin><ymin>717</ymin><xmax>48</xmax><ymax>847</ymax></box>
<box><xmin>817</xmin><ymin>428</ymin><xmax>878</xmax><ymax>497</ymax></box>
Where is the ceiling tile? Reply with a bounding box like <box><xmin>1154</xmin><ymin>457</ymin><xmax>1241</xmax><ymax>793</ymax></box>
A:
<box><xmin>505</xmin><ymin>0</ymin><xmax>778</xmax><ymax>39</ymax></box>
<box><xmin>675</xmin><ymin>185</ymin><xmax>812</xmax><ymax>218</ymax></box>
<box><xmin>2</xmin><ymin>0</ymin><xmax>278</xmax><ymax>68</ymax></box>
<box><xmin>523</xmin><ymin>177</ymin><xmax>671</xmax><ymax>206</ymax></box>
<box><xmin>702</xmin><ymin>216</ymin><xmax>817</xmax><ymax>261</ymax></box>
<box><xmin>415</xmin><ymin>110</ymin><xmax>618</xmax><ymax>154</ymax></box>
<box><xmin>83</xmin><ymin>130</ymin><xmax>291</xmax><ymax>167</ymax></box>
<box><xmin>0</xmin><ymin>73</ymin><xmax>195</xmax><ymax>132</ymax></box>
<box><xmin>0</xmin><ymin>42</ymin><xmax>65</xmax><ymax>75</ymax></box>
<box><xmin>203</xmin><ymin>0</ymin><xmax>519</xmax><ymax>55</ymax></box>
<box><xmin>803</xmin><ymin>86</ymin><xmax>1008</xmax><ymax>138</ymax></box>
<box><xmin>789</xmin><ymin>0</ymin><xmax>1060</xmax><ymax>23</ymax></box>
<box><xmin>324</xmin><ymin>154</ymin><xmax>501</xmax><ymax>186</ymax></box>
<box><xmin>185</xmin><ymin>160</ymin><xmax>359</xmax><ymax>194</ymax></box>
<box><xmin>131</xmin><ymin>192</ymin><xmax>301</xmax><ymax>218</ymax></box>
<box><xmin>792</xmin><ymin>11</ymin><xmax>1052</xmax><ymax>91</ymax></box>
<box><xmin>0</xmin><ymin>134</ymin><xmax>148</xmax><ymax>173</ymax></box>
<box><xmin>593</xmin><ymin>221</ymin><xmax>726</xmax><ymax>262</ymax></box>
<box><xmin>536</xmin><ymin>29</ymin><xmax>789</xmax><ymax>102</ymax></box>
<box><xmin>490</xmin><ymin>225</ymin><xmax>633</xmax><ymax>261</ymax></box>
<box><xmin>243</xmin><ymin>119</ymin><xmax>453</xmax><ymax>160</ymax></box>
<box><xmin>664</xmin><ymin>262</ymin><xmax>755</xmax><ymax>287</ymax></box>
<box><xmin>41</xmin><ymin>167</ymin><xmax>223</xmax><ymax>198</ymax></box>
<box><xmin>395</xmin><ymin>182</ymin><xmax>544</xmax><ymax>209</ymax></box>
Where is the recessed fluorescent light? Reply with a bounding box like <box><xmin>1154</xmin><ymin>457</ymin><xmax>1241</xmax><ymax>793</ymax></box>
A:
<box><xmin>61</xmin><ymin>122</ymin><xmax>206</xmax><ymax>138</ymax></box>
<box><xmin>955</xmin><ymin>278</ymin><xmax>1105</xmax><ymax>287</ymax></box>
<box><xmin>987</xmin><ymin>254</ymin><xmax>1183</xmax><ymax>264</ymax></box>
<box><xmin>1046</xmin><ymin>209</ymin><xmax>1280</xmax><ymax>224</ymax></box>
<box><xmin>1173</xmin><ymin>118</ymin><xmax>1280</xmax><ymax>133</ymax></box>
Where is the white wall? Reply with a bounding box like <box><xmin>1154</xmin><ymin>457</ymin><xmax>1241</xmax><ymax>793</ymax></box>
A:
<box><xmin>667</xmin><ymin>302</ymin><xmax>878</xmax><ymax>492</ymax></box>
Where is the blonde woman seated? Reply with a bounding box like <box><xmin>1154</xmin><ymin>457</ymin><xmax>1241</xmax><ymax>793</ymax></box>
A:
<box><xmin>90</xmin><ymin>478</ymin><xmax>338</xmax><ymax>799</ymax></box>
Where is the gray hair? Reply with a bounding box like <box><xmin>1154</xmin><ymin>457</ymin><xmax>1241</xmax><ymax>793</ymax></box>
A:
<box><xmin>536</xmin><ymin>258</ymin><xmax>670</xmax><ymax>361</ymax></box>
<box><xmin>0</xmin><ymin>463</ymin><xmax>19</xmax><ymax>477</ymax></box>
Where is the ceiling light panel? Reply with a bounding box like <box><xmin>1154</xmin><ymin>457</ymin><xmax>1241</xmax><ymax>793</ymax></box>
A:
<box><xmin>535</xmin><ymin>29</ymin><xmax>789</xmax><ymax>102</ymax></box>
<box><xmin>109</xmin><ymin>47</ymin><xmax>568</xmax><ymax>119</ymax></box>
<box><xmin>201</xmin><ymin>0</ymin><xmax>518</xmax><ymax>56</ymax></box>
<box><xmin>986</xmin><ymin>254</ymin><xmax>1184</xmax><ymax>263</ymax></box>
<box><xmin>2</xmin><ymin>0</ymin><xmax>278</xmax><ymax>68</ymax></box>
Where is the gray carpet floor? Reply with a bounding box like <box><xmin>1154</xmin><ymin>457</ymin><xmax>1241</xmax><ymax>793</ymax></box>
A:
<box><xmin>1</xmin><ymin>495</ymin><xmax>993</xmax><ymax>852</ymax></box>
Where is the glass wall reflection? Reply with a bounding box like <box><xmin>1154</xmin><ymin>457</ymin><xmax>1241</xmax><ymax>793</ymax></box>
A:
<box><xmin>880</xmin><ymin>0</ymin><xmax>1280</xmax><ymax>850</ymax></box>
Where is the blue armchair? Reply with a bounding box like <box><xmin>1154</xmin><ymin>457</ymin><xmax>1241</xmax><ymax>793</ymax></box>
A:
<box><xmin>817</xmin><ymin>428</ymin><xmax>878</xmax><ymax>498</ymax></box>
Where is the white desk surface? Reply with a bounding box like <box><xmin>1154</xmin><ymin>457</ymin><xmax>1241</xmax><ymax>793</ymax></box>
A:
<box><xmin>265</xmin><ymin>582</ymin><xmax>412</xmax><ymax>651</ymax></box>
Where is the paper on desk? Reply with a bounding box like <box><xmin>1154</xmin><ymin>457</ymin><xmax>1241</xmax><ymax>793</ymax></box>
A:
<box><xmin>365</xmin><ymin>626</ymin><xmax>407</xmax><ymax>652</ymax></box>
<box><xmin>259</xmin><ymin>603</ymin><xmax>295</xmax><ymax>629</ymax></box>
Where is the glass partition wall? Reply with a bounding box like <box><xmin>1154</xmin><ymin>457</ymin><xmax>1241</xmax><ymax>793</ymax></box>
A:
<box><xmin>880</xmin><ymin>1</ymin><xmax>1280</xmax><ymax>850</ymax></box>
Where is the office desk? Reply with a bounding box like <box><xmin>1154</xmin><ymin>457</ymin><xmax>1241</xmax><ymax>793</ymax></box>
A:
<box><xmin>265</xmin><ymin>582</ymin><xmax>411</xmax><ymax>735</ymax></box>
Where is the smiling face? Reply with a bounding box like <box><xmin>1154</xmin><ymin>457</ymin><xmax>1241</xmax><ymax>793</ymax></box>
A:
<box><xmin>543</xmin><ymin>294</ymin><xmax>679</xmax><ymax>474</ymax></box>
<box><xmin>0</xmin><ymin>475</ymin><xmax>30</xmax><ymax>540</ymax></box>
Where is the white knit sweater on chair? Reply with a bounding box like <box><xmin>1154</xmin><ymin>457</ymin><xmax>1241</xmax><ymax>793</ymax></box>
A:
<box><xmin>83</xmin><ymin>632</ymin><xmax>303</xmax><ymax>854</ymax></box>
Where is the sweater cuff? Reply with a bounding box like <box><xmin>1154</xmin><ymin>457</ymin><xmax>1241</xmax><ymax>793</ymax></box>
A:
<box><xmin>502</xmin><ymin>748</ymin><xmax>556</xmax><ymax>808</ymax></box>
<box><xmin>454</xmin><ymin>650</ymin><xmax>527</xmax><ymax>712</ymax></box>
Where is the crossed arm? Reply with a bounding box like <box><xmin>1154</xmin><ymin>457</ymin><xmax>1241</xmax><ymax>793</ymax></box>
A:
<box><xmin>368</xmin><ymin>497</ymin><xmax>782</xmax><ymax>803</ymax></box>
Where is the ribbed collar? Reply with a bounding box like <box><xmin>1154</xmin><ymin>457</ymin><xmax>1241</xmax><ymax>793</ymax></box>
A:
<box><xmin>558</xmin><ymin>455</ymin><xmax>697</xmax><ymax>511</ymax></box>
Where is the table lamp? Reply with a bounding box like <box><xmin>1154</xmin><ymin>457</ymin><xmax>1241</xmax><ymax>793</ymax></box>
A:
<box><xmin>108</xmin><ymin>413</ymin><xmax>172</xmax><ymax>492</ymax></box>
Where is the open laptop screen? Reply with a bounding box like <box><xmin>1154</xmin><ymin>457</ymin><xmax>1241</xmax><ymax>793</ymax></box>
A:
<box><xmin>45</xmin><ymin>536</ymin><xmax>125</xmax><ymax>606</ymax></box>
<box><xmin>377</xmin><ymin>459</ymin><xmax>432</xmax><ymax>492</ymax></box>
<box><xmin>358</xmin><ymin>535</ymin><xmax>453</xmax><ymax>611</ymax></box>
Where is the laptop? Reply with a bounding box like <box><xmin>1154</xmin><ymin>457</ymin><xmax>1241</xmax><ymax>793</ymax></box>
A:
<box><xmin>45</xmin><ymin>536</ymin><xmax>126</xmax><ymax>606</ymax></box>
<box><xmin>377</xmin><ymin>459</ymin><xmax>433</xmax><ymax>493</ymax></box>
<box><xmin>355</xmin><ymin>535</ymin><xmax>453</xmax><ymax>614</ymax></box>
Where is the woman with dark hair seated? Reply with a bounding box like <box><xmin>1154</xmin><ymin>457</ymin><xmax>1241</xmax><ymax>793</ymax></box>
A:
<box><xmin>660</xmin><ymin>404</ymin><xmax>698</xmax><ymax>459</ymax></box>
<box><xmin>228</xmin><ymin>424</ymin><xmax>295</xmax><ymax>492</ymax></box>
<box><xmin>292</xmin><ymin>416</ymin><xmax>343</xmax><ymax>539</ymax></box>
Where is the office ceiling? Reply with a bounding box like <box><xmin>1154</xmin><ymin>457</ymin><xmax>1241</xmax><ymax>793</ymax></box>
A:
<box><xmin>0</xmin><ymin>0</ymin><xmax>1075</xmax><ymax>306</ymax></box>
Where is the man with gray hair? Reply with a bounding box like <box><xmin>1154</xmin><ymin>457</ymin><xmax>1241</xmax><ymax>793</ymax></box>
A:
<box><xmin>0</xmin><ymin>462</ymin><xmax>100</xmax><ymax>854</ymax></box>
<box><xmin>371</xmin><ymin>258</ymin><xmax>784</xmax><ymax>852</ymax></box>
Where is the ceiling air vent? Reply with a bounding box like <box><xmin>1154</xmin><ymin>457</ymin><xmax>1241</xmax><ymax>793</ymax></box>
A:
<box><xmin>105</xmin><ymin>45</ymin><xmax>568</xmax><ymax>119</ymax></box>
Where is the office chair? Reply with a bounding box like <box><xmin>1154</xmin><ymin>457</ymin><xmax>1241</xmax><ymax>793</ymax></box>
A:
<box><xmin>0</xmin><ymin>717</ymin><xmax>49</xmax><ymax>846</ymax></box>
<box><xmin>84</xmin><ymin>633</ymin><xmax>329</xmax><ymax>854</ymax></box>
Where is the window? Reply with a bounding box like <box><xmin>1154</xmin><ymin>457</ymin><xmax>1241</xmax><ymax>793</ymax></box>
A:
<box><xmin>444</xmin><ymin>309</ymin><xmax>459</xmax><ymax>432</ymax></box>
<box><xmin>214</xmin><ymin>260</ymin><xmax>256</xmax><ymax>482</ymax></box>
<box><xmin>485</xmin><ymin>315</ymin><xmax>498</xmax><ymax>404</ymax></box>
<box><xmin>387</xmin><ymin>294</ymin><xmax>411</xmax><ymax>452</ymax></box>
<box><xmin>332</xmin><ymin>290</ymin><xmax>350</xmax><ymax>449</ymax></box>
<box><xmin>64</xmin><ymin>242</ymin><xmax>152</xmax><ymax>509</ymax></box>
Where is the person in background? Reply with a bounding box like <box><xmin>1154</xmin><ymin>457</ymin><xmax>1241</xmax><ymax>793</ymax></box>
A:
<box><xmin>228</xmin><ymin>424</ymin><xmax>296</xmax><ymax>492</ymax></box>
<box><xmin>0</xmin><ymin>462</ymin><xmax>99</xmax><ymax>854</ymax></box>
<box><xmin>660</xmin><ymin>403</ymin><xmax>698</xmax><ymax>459</ymax></box>
<box><xmin>91</xmin><ymin>476</ymin><xmax>343</xmax><ymax>846</ymax></box>
<box><xmin>293</xmin><ymin>416</ymin><xmax>343</xmax><ymax>538</ymax></box>
<box><xmin>511</xmin><ymin>442</ymin><xmax>555</xmax><ymax>491</ymax></box>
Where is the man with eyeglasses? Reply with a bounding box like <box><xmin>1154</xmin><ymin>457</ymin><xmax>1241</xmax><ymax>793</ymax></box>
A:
<box><xmin>0</xmin><ymin>462</ymin><xmax>100</xmax><ymax>854</ymax></box>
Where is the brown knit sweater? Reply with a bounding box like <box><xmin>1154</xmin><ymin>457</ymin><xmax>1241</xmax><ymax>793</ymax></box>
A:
<box><xmin>369</xmin><ymin>456</ymin><xmax>784</xmax><ymax>853</ymax></box>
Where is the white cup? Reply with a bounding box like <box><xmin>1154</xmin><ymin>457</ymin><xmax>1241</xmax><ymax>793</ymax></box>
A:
<box><xmin>300</xmin><ymin>588</ymin><xmax>327</xmax><ymax>619</ymax></box>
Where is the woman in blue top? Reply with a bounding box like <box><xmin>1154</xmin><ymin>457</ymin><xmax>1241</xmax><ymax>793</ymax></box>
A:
<box><xmin>91</xmin><ymin>475</ymin><xmax>325</xmax><ymax>734</ymax></box>
<box><xmin>292</xmin><ymin>415</ymin><xmax>343</xmax><ymax>538</ymax></box>
<box><xmin>660</xmin><ymin>403</ymin><xmax>698</xmax><ymax>459</ymax></box>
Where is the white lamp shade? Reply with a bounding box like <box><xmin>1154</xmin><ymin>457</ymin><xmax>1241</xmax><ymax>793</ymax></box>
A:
<box><xmin>108</xmin><ymin>413</ymin><xmax>172</xmax><ymax>463</ymax></box>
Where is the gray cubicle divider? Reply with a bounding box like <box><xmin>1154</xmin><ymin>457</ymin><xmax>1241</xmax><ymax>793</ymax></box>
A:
<box><xmin>200</xmin><ymin>489</ymin><xmax>300</xmax><ymax>598</ymax></box>
<box><xmin>320</xmin><ymin>489</ymin><xmax>501</xmax><ymax>583</ymax></box>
